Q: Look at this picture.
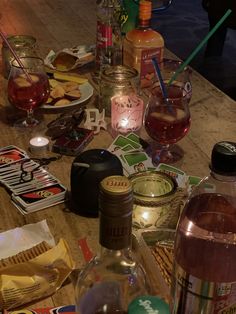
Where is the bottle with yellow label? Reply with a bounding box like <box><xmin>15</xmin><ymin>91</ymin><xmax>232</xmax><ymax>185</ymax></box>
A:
<box><xmin>123</xmin><ymin>0</ymin><xmax>164</xmax><ymax>88</ymax></box>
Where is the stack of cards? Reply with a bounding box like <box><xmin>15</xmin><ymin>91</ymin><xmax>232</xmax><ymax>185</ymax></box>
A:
<box><xmin>0</xmin><ymin>145</ymin><xmax>67</xmax><ymax>214</ymax></box>
<box><xmin>108</xmin><ymin>133</ymin><xmax>155</xmax><ymax>176</ymax></box>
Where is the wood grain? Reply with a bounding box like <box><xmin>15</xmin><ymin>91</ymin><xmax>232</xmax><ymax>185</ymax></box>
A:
<box><xmin>0</xmin><ymin>0</ymin><xmax>235</xmax><ymax>309</ymax></box>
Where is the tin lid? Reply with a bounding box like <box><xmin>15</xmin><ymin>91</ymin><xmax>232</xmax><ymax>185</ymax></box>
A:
<box><xmin>129</xmin><ymin>171</ymin><xmax>177</xmax><ymax>206</ymax></box>
<box><xmin>101</xmin><ymin>65</ymin><xmax>139</xmax><ymax>84</ymax></box>
<box><xmin>128</xmin><ymin>295</ymin><xmax>170</xmax><ymax>314</ymax></box>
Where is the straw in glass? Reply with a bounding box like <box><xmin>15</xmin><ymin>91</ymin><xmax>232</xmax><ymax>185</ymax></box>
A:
<box><xmin>168</xmin><ymin>9</ymin><xmax>232</xmax><ymax>86</ymax></box>
<box><xmin>0</xmin><ymin>29</ymin><xmax>33</xmax><ymax>82</ymax></box>
<box><xmin>152</xmin><ymin>57</ymin><xmax>173</xmax><ymax>113</ymax></box>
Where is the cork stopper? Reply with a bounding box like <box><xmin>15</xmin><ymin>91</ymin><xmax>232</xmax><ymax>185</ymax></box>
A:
<box><xmin>139</xmin><ymin>0</ymin><xmax>152</xmax><ymax>21</ymax></box>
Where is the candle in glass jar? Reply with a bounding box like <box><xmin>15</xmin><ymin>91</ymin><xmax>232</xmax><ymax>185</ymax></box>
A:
<box><xmin>111</xmin><ymin>94</ymin><xmax>144</xmax><ymax>134</ymax></box>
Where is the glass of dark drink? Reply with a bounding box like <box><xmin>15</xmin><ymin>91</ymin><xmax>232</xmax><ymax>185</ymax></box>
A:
<box><xmin>7</xmin><ymin>56</ymin><xmax>50</xmax><ymax>127</ymax></box>
<box><xmin>144</xmin><ymin>61</ymin><xmax>191</xmax><ymax>165</ymax></box>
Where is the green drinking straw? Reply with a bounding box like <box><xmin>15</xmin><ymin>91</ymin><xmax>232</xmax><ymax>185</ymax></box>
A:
<box><xmin>168</xmin><ymin>9</ymin><xmax>232</xmax><ymax>86</ymax></box>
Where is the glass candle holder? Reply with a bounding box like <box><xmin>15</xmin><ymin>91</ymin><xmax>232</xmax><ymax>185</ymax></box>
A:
<box><xmin>2</xmin><ymin>35</ymin><xmax>37</xmax><ymax>79</ymax></box>
<box><xmin>99</xmin><ymin>65</ymin><xmax>139</xmax><ymax>117</ymax></box>
<box><xmin>111</xmin><ymin>94</ymin><xmax>144</xmax><ymax>134</ymax></box>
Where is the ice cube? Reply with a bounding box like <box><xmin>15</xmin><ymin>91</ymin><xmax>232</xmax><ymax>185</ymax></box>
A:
<box><xmin>176</xmin><ymin>108</ymin><xmax>186</xmax><ymax>120</ymax></box>
<box><xmin>14</xmin><ymin>76</ymin><xmax>32</xmax><ymax>87</ymax></box>
<box><xmin>151</xmin><ymin>112</ymin><xmax>175</xmax><ymax>122</ymax></box>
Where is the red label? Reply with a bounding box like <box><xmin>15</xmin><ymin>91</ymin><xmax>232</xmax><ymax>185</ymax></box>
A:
<box><xmin>140</xmin><ymin>47</ymin><xmax>163</xmax><ymax>88</ymax></box>
<box><xmin>96</xmin><ymin>21</ymin><xmax>112</xmax><ymax>48</ymax></box>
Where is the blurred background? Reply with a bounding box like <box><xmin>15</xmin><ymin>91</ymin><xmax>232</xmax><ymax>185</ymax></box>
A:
<box><xmin>151</xmin><ymin>0</ymin><xmax>236</xmax><ymax>100</ymax></box>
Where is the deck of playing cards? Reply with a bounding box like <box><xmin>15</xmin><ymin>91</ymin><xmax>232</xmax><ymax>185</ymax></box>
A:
<box><xmin>0</xmin><ymin>145</ymin><xmax>67</xmax><ymax>214</ymax></box>
<box><xmin>108</xmin><ymin>133</ymin><xmax>155</xmax><ymax>176</ymax></box>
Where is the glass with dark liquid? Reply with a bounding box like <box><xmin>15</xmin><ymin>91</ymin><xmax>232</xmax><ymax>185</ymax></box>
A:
<box><xmin>7</xmin><ymin>56</ymin><xmax>50</xmax><ymax>127</ymax></box>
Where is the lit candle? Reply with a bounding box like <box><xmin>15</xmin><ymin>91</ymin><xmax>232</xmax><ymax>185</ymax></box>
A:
<box><xmin>111</xmin><ymin>94</ymin><xmax>144</xmax><ymax>134</ymax></box>
<box><xmin>29</xmin><ymin>136</ymin><xmax>49</xmax><ymax>154</ymax></box>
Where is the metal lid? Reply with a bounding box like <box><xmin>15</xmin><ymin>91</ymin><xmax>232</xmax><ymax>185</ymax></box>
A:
<box><xmin>211</xmin><ymin>141</ymin><xmax>236</xmax><ymax>175</ymax></box>
<box><xmin>128</xmin><ymin>295</ymin><xmax>170</xmax><ymax>314</ymax></box>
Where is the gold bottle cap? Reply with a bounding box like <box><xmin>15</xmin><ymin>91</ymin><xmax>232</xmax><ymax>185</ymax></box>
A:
<box><xmin>100</xmin><ymin>175</ymin><xmax>132</xmax><ymax>195</ymax></box>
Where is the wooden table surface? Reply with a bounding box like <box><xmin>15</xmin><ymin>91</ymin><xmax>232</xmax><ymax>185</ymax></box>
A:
<box><xmin>0</xmin><ymin>0</ymin><xmax>236</xmax><ymax>310</ymax></box>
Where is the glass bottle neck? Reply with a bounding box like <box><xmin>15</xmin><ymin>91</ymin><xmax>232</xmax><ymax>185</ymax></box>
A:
<box><xmin>138</xmin><ymin>18</ymin><xmax>151</xmax><ymax>28</ymax></box>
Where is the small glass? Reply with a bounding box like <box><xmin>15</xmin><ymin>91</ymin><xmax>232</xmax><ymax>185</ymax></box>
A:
<box><xmin>2</xmin><ymin>35</ymin><xmax>37</xmax><ymax>79</ymax></box>
<box><xmin>99</xmin><ymin>65</ymin><xmax>139</xmax><ymax>117</ymax></box>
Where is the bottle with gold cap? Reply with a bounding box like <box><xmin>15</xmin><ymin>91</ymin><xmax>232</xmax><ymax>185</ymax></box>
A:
<box><xmin>123</xmin><ymin>0</ymin><xmax>164</xmax><ymax>89</ymax></box>
<box><xmin>75</xmin><ymin>175</ymin><xmax>148</xmax><ymax>314</ymax></box>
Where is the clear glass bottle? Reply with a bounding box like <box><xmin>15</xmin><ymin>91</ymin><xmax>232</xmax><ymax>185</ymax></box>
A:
<box><xmin>123</xmin><ymin>0</ymin><xmax>164</xmax><ymax>89</ymax></box>
<box><xmin>75</xmin><ymin>175</ymin><xmax>148</xmax><ymax>314</ymax></box>
<box><xmin>171</xmin><ymin>141</ymin><xmax>236</xmax><ymax>313</ymax></box>
<box><xmin>95</xmin><ymin>0</ymin><xmax>123</xmax><ymax>73</ymax></box>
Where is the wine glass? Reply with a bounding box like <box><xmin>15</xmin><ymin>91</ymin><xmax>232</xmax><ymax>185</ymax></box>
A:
<box><xmin>7</xmin><ymin>56</ymin><xmax>50</xmax><ymax>127</ymax></box>
<box><xmin>144</xmin><ymin>59</ymin><xmax>192</xmax><ymax>165</ymax></box>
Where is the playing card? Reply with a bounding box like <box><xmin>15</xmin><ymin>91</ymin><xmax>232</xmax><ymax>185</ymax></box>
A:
<box><xmin>108</xmin><ymin>134</ymin><xmax>142</xmax><ymax>153</ymax></box>
<box><xmin>0</xmin><ymin>145</ymin><xmax>67</xmax><ymax>213</ymax></box>
<box><xmin>116</xmin><ymin>150</ymin><xmax>154</xmax><ymax>175</ymax></box>
<box><xmin>12</xmin><ymin>183</ymin><xmax>67</xmax><ymax>212</ymax></box>
<box><xmin>0</xmin><ymin>148</ymin><xmax>28</xmax><ymax>168</ymax></box>
<box><xmin>157</xmin><ymin>163</ymin><xmax>188</xmax><ymax>188</ymax></box>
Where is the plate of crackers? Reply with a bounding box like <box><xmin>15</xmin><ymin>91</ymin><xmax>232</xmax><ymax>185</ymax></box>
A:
<box><xmin>42</xmin><ymin>72</ymin><xmax>94</xmax><ymax>109</ymax></box>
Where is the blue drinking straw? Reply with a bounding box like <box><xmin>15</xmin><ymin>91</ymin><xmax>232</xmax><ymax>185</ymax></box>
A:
<box><xmin>152</xmin><ymin>57</ymin><xmax>173</xmax><ymax>113</ymax></box>
<box><xmin>152</xmin><ymin>57</ymin><xmax>168</xmax><ymax>100</ymax></box>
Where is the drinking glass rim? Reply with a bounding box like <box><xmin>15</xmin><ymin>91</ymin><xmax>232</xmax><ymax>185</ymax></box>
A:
<box><xmin>150</xmin><ymin>84</ymin><xmax>190</xmax><ymax>101</ymax></box>
<box><xmin>11</xmin><ymin>56</ymin><xmax>44</xmax><ymax>69</ymax></box>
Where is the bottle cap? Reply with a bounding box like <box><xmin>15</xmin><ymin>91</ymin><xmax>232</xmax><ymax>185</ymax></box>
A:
<box><xmin>99</xmin><ymin>175</ymin><xmax>133</xmax><ymax>250</ymax></box>
<box><xmin>139</xmin><ymin>0</ymin><xmax>152</xmax><ymax>21</ymax></box>
<box><xmin>128</xmin><ymin>295</ymin><xmax>170</xmax><ymax>314</ymax></box>
<box><xmin>99</xmin><ymin>175</ymin><xmax>133</xmax><ymax>216</ymax></box>
<box><xmin>211</xmin><ymin>141</ymin><xmax>236</xmax><ymax>175</ymax></box>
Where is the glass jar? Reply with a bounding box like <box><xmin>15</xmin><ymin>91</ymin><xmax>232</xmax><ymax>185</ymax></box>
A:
<box><xmin>129</xmin><ymin>170</ymin><xmax>185</xmax><ymax>230</ymax></box>
<box><xmin>99</xmin><ymin>64</ymin><xmax>139</xmax><ymax>117</ymax></box>
<box><xmin>2</xmin><ymin>35</ymin><xmax>37</xmax><ymax>79</ymax></box>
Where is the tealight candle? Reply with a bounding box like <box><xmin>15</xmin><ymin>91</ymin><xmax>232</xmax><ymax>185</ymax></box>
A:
<box><xmin>29</xmin><ymin>136</ymin><xmax>49</xmax><ymax>155</ymax></box>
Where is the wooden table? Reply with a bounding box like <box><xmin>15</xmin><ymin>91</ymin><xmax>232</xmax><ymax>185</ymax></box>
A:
<box><xmin>0</xmin><ymin>0</ymin><xmax>236</xmax><ymax>310</ymax></box>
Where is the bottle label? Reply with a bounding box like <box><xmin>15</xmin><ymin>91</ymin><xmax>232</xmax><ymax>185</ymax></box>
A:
<box><xmin>172</xmin><ymin>263</ymin><xmax>236</xmax><ymax>313</ymax></box>
<box><xmin>96</xmin><ymin>21</ymin><xmax>112</xmax><ymax>49</ymax></box>
<box><xmin>123</xmin><ymin>39</ymin><xmax>163</xmax><ymax>88</ymax></box>
<box><xmin>140</xmin><ymin>48</ymin><xmax>163</xmax><ymax>88</ymax></box>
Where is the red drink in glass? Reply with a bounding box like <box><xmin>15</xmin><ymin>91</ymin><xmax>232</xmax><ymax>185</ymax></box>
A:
<box><xmin>8</xmin><ymin>73</ymin><xmax>49</xmax><ymax>111</ymax></box>
<box><xmin>145</xmin><ymin>85</ymin><xmax>191</xmax><ymax>145</ymax></box>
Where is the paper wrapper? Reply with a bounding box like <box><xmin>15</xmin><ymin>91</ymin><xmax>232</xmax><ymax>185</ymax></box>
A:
<box><xmin>0</xmin><ymin>221</ymin><xmax>75</xmax><ymax>310</ymax></box>
<box><xmin>44</xmin><ymin>45</ymin><xmax>95</xmax><ymax>71</ymax></box>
